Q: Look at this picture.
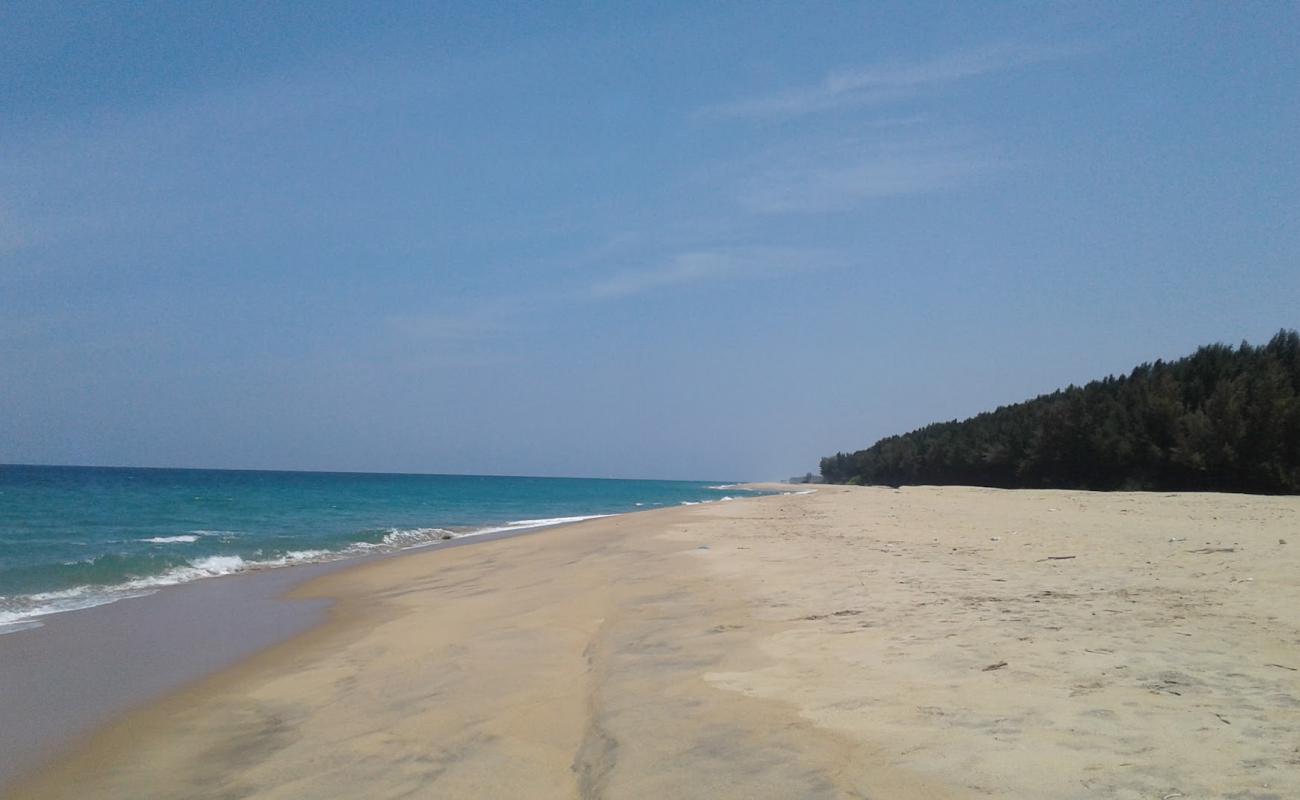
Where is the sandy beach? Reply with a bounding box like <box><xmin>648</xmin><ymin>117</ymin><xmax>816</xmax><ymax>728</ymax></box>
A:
<box><xmin>8</xmin><ymin>486</ymin><xmax>1299</xmax><ymax>799</ymax></box>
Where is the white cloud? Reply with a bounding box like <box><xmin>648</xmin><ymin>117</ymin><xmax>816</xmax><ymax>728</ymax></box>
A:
<box><xmin>739</xmin><ymin>139</ymin><xmax>1008</xmax><ymax>213</ymax></box>
<box><xmin>588</xmin><ymin>247</ymin><xmax>828</xmax><ymax>299</ymax></box>
<box><xmin>706</xmin><ymin>41</ymin><xmax>1086</xmax><ymax>120</ymax></box>
<box><xmin>588</xmin><ymin>251</ymin><xmax>737</xmax><ymax>299</ymax></box>
<box><xmin>380</xmin><ymin>246</ymin><xmax>825</xmax><ymax>352</ymax></box>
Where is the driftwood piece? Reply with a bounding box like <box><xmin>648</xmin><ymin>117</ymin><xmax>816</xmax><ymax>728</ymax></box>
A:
<box><xmin>982</xmin><ymin>661</ymin><xmax>1008</xmax><ymax>671</ymax></box>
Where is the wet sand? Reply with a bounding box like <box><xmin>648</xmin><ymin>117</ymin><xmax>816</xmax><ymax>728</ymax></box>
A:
<box><xmin>0</xmin><ymin>560</ymin><xmax>347</xmax><ymax>789</ymax></box>
<box><xmin>8</xmin><ymin>486</ymin><xmax>1299</xmax><ymax>799</ymax></box>
<box><xmin>0</xmin><ymin>521</ymin><xmax>615</xmax><ymax>792</ymax></box>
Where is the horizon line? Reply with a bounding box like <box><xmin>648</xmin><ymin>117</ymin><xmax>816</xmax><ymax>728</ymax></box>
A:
<box><xmin>0</xmin><ymin>461</ymin><xmax>756</xmax><ymax>485</ymax></box>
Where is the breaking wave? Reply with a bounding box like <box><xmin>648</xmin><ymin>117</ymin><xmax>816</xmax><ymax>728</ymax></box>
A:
<box><xmin>0</xmin><ymin>516</ymin><xmax>618</xmax><ymax>634</ymax></box>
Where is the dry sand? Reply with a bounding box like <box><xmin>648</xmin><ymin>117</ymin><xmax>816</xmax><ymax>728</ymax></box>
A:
<box><xmin>8</xmin><ymin>486</ymin><xmax>1299</xmax><ymax>799</ymax></box>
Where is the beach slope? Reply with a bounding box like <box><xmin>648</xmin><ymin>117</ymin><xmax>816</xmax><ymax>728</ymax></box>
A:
<box><xmin>10</xmin><ymin>486</ymin><xmax>1299</xmax><ymax>799</ymax></box>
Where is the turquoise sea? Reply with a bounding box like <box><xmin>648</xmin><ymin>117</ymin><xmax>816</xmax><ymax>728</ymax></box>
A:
<box><xmin>0</xmin><ymin>465</ymin><xmax>757</xmax><ymax>633</ymax></box>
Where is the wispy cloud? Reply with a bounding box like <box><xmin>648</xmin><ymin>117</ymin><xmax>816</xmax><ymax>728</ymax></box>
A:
<box><xmin>739</xmin><ymin>138</ymin><xmax>1009</xmax><ymax>214</ymax></box>
<box><xmin>588</xmin><ymin>250</ymin><xmax>739</xmax><ymax>299</ymax></box>
<box><xmin>705</xmin><ymin>42</ymin><xmax>1086</xmax><ymax>120</ymax></box>
<box><xmin>382</xmin><ymin>245</ymin><xmax>830</xmax><ymax>352</ymax></box>
<box><xmin>587</xmin><ymin>246</ymin><xmax>828</xmax><ymax>300</ymax></box>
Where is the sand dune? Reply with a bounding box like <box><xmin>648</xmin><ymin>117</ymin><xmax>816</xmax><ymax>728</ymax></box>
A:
<box><xmin>10</xmin><ymin>486</ymin><xmax>1298</xmax><ymax>799</ymax></box>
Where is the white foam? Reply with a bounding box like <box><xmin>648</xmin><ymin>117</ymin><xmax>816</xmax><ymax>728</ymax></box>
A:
<box><xmin>507</xmin><ymin>515</ymin><xmax>612</xmax><ymax>527</ymax></box>
<box><xmin>284</xmin><ymin>549</ymin><xmax>331</xmax><ymax>560</ymax></box>
<box><xmin>0</xmin><ymin>586</ymin><xmax>153</xmax><ymax>633</ymax></box>
<box><xmin>22</xmin><ymin>586</ymin><xmax>118</xmax><ymax>602</ymax></box>
<box><xmin>0</xmin><ymin>511</ymin><xmax>631</xmax><ymax>634</ymax></box>
<box><xmin>377</xmin><ymin>527</ymin><xmax>456</xmax><ymax>548</ymax></box>
<box><xmin>119</xmin><ymin>555</ymin><xmax>251</xmax><ymax>590</ymax></box>
<box><xmin>465</xmin><ymin>514</ymin><xmax>613</xmax><ymax>537</ymax></box>
<box><xmin>0</xmin><ymin>547</ymin><xmax>356</xmax><ymax>634</ymax></box>
<box><xmin>0</xmin><ymin>620</ymin><xmax>43</xmax><ymax>634</ymax></box>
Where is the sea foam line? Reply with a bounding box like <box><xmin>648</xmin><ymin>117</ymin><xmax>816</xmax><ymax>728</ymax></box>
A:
<box><xmin>0</xmin><ymin>515</ymin><xmax>618</xmax><ymax>634</ymax></box>
<box><xmin>458</xmin><ymin>514</ymin><xmax>614</xmax><ymax>538</ymax></box>
<box><xmin>0</xmin><ymin>496</ymin><xmax>769</xmax><ymax>635</ymax></box>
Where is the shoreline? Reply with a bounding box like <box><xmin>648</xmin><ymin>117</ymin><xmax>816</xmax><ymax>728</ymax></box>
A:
<box><xmin>0</xmin><ymin>559</ymin><xmax>339</xmax><ymax>790</ymax></box>
<box><xmin>6</xmin><ymin>495</ymin><xmax>859</xmax><ymax>799</ymax></box>
<box><xmin>0</xmin><ymin>512</ymin><xmax>631</xmax><ymax>637</ymax></box>
<box><xmin>0</xmin><ymin>465</ymin><xmax>760</xmax><ymax>637</ymax></box>
<box><xmin>0</xmin><ymin>502</ymin><xmax>736</xmax><ymax>792</ymax></box>
<box><xmin>9</xmin><ymin>485</ymin><xmax>1297</xmax><ymax>798</ymax></box>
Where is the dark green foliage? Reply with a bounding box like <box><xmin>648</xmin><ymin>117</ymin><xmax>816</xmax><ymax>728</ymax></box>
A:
<box><xmin>820</xmin><ymin>330</ymin><xmax>1300</xmax><ymax>494</ymax></box>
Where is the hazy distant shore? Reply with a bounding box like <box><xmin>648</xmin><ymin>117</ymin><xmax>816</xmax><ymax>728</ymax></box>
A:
<box><xmin>8</xmin><ymin>486</ymin><xmax>1299</xmax><ymax>799</ymax></box>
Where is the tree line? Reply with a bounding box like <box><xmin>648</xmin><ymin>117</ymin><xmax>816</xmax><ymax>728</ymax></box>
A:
<box><xmin>820</xmin><ymin>329</ymin><xmax>1300</xmax><ymax>494</ymax></box>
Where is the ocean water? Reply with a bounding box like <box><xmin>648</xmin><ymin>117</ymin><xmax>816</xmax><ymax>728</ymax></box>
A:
<box><xmin>0</xmin><ymin>465</ymin><xmax>756</xmax><ymax>633</ymax></box>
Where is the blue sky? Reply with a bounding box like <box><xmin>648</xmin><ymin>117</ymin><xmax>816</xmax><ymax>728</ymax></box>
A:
<box><xmin>2</xmin><ymin>3</ymin><xmax>1297</xmax><ymax>480</ymax></box>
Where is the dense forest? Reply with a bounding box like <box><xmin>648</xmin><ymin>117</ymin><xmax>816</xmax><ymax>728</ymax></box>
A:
<box><xmin>820</xmin><ymin>330</ymin><xmax>1300</xmax><ymax>494</ymax></box>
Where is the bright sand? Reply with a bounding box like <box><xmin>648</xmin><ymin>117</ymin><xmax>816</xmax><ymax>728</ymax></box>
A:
<box><xmin>8</xmin><ymin>486</ymin><xmax>1299</xmax><ymax>799</ymax></box>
